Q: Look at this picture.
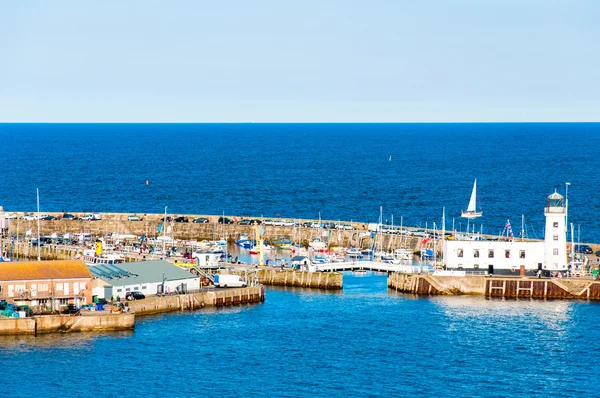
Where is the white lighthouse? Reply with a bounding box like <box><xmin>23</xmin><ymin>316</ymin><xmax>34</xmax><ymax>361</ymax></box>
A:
<box><xmin>543</xmin><ymin>190</ymin><xmax>567</xmax><ymax>271</ymax></box>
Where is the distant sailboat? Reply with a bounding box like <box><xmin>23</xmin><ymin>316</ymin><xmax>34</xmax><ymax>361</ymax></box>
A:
<box><xmin>389</xmin><ymin>155</ymin><xmax>392</xmax><ymax>161</ymax></box>
<box><xmin>461</xmin><ymin>179</ymin><xmax>482</xmax><ymax>219</ymax></box>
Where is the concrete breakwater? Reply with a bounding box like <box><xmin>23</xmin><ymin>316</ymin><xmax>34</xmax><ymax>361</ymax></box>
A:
<box><xmin>254</xmin><ymin>269</ymin><xmax>342</xmax><ymax>290</ymax></box>
<box><xmin>128</xmin><ymin>286</ymin><xmax>265</xmax><ymax>315</ymax></box>
<box><xmin>0</xmin><ymin>313</ymin><xmax>134</xmax><ymax>335</ymax></box>
<box><xmin>0</xmin><ymin>287</ymin><xmax>265</xmax><ymax>335</ymax></box>
<box><xmin>388</xmin><ymin>272</ymin><xmax>600</xmax><ymax>299</ymax></box>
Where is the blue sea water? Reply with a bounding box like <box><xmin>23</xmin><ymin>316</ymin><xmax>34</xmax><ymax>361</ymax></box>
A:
<box><xmin>0</xmin><ymin>122</ymin><xmax>599</xmax><ymax>241</ymax></box>
<box><xmin>1</xmin><ymin>123</ymin><xmax>600</xmax><ymax>397</ymax></box>
<box><xmin>1</xmin><ymin>274</ymin><xmax>599</xmax><ymax>398</ymax></box>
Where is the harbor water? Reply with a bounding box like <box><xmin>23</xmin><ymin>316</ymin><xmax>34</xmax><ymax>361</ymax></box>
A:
<box><xmin>1</xmin><ymin>123</ymin><xmax>599</xmax><ymax>241</ymax></box>
<box><xmin>2</xmin><ymin>123</ymin><xmax>600</xmax><ymax>396</ymax></box>
<box><xmin>1</xmin><ymin>273</ymin><xmax>599</xmax><ymax>397</ymax></box>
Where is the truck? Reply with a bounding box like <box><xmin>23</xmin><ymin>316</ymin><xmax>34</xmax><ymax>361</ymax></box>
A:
<box><xmin>213</xmin><ymin>274</ymin><xmax>247</xmax><ymax>288</ymax></box>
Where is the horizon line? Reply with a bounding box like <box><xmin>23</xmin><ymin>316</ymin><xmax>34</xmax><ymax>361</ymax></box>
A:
<box><xmin>1</xmin><ymin>121</ymin><xmax>599</xmax><ymax>124</ymax></box>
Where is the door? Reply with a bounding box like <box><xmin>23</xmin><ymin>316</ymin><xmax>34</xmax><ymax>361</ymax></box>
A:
<box><xmin>488</xmin><ymin>264</ymin><xmax>494</xmax><ymax>275</ymax></box>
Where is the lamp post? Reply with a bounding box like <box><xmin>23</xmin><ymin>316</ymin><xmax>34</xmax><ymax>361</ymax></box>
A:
<box><xmin>565</xmin><ymin>182</ymin><xmax>570</xmax><ymax>241</ymax></box>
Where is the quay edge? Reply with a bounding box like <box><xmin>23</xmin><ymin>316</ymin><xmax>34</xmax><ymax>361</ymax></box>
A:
<box><xmin>0</xmin><ymin>287</ymin><xmax>265</xmax><ymax>335</ymax></box>
<box><xmin>388</xmin><ymin>272</ymin><xmax>600</xmax><ymax>299</ymax></box>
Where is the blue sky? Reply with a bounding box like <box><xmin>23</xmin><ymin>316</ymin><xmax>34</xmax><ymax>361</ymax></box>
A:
<box><xmin>0</xmin><ymin>1</ymin><xmax>598</xmax><ymax>122</ymax></box>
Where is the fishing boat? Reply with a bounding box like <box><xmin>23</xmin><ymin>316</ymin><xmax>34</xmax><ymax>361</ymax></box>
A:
<box><xmin>461</xmin><ymin>179</ymin><xmax>483</xmax><ymax>218</ymax></box>
<box><xmin>82</xmin><ymin>249</ymin><xmax>125</xmax><ymax>267</ymax></box>
<box><xmin>273</xmin><ymin>237</ymin><xmax>293</xmax><ymax>250</ymax></box>
<box><xmin>249</xmin><ymin>242</ymin><xmax>274</xmax><ymax>255</ymax></box>
<box><xmin>236</xmin><ymin>233</ymin><xmax>249</xmax><ymax>246</ymax></box>
<box><xmin>393</xmin><ymin>248</ymin><xmax>412</xmax><ymax>261</ymax></box>
<box><xmin>347</xmin><ymin>248</ymin><xmax>361</xmax><ymax>257</ymax></box>
<box><xmin>309</xmin><ymin>237</ymin><xmax>327</xmax><ymax>251</ymax></box>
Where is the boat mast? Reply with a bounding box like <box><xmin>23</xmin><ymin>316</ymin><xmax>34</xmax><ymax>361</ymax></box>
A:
<box><xmin>162</xmin><ymin>206</ymin><xmax>167</xmax><ymax>259</ymax></box>
<box><xmin>36</xmin><ymin>188</ymin><xmax>41</xmax><ymax>261</ymax></box>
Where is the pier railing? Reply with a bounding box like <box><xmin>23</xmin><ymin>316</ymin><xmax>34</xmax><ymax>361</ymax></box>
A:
<box><xmin>313</xmin><ymin>261</ymin><xmax>433</xmax><ymax>274</ymax></box>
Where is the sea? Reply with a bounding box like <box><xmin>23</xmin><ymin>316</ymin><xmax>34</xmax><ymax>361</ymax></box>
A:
<box><xmin>1</xmin><ymin>123</ymin><xmax>600</xmax><ymax>397</ymax></box>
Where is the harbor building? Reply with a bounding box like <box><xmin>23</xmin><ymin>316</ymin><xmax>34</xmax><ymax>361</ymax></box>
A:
<box><xmin>444</xmin><ymin>190</ymin><xmax>568</xmax><ymax>276</ymax></box>
<box><xmin>89</xmin><ymin>260</ymin><xmax>200</xmax><ymax>300</ymax></box>
<box><xmin>0</xmin><ymin>260</ymin><xmax>93</xmax><ymax>308</ymax></box>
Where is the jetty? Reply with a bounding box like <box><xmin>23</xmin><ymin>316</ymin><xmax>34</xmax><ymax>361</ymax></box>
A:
<box><xmin>388</xmin><ymin>273</ymin><xmax>600</xmax><ymax>300</ymax></box>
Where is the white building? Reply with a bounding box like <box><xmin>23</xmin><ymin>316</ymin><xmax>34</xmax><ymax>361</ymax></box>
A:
<box><xmin>444</xmin><ymin>190</ymin><xmax>568</xmax><ymax>276</ymax></box>
<box><xmin>90</xmin><ymin>260</ymin><xmax>200</xmax><ymax>299</ymax></box>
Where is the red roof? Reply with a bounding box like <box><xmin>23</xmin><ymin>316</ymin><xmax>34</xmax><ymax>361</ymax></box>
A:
<box><xmin>0</xmin><ymin>260</ymin><xmax>92</xmax><ymax>281</ymax></box>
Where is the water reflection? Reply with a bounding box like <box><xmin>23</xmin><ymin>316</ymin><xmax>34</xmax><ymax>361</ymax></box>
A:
<box><xmin>0</xmin><ymin>330</ymin><xmax>134</xmax><ymax>351</ymax></box>
<box><xmin>431</xmin><ymin>295</ymin><xmax>574</xmax><ymax>331</ymax></box>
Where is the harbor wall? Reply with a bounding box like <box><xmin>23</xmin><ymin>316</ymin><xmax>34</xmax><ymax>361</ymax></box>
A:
<box><xmin>0</xmin><ymin>313</ymin><xmax>134</xmax><ymax>335</ymax></box>
<box><xmin>127</xmin><ymin>286</ymin><xmax>265</xmax><ymax>316</ymax></box>
<box><xmin>255</xmin><ymin>269</ymin><xmax>343</xmax><ymax>290</ymax></box>
<box><xmin>2</xmin><ymin>212</ymin><xmax>430</xmax><ymax>251</ymax></box>
<box><xmin>388</xmin><ymin>273</ymin><xmax>600</xmax><ymax>299</ymax></box>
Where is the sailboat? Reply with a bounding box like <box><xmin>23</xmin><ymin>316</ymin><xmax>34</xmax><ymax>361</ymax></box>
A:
<box><xmin>461</xmin><ymin>179</ymin><xmax>482</xmax><ymax>219</ymax></box>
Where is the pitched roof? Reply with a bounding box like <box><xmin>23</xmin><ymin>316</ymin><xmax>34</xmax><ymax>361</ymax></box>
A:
<box><xmin>0</xmin><ymin>260</ymin><xmax>92</xmax><ymax>281</ymax></box>
<box><xmin>89</xmin><ymin>260</ymin><xmax>197</xmax><ymax>287</ymax></box>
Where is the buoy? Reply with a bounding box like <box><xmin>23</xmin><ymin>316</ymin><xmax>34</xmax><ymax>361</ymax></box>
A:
<box><xmin>145</xmin><ymin>180</ymin><xmax>149</xmax><ymax>186</ymax></box>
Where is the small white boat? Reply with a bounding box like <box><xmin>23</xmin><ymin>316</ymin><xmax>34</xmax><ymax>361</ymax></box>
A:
<box><xmin>309</xmin><ymin>238</ymin><xmax>327</xmax><ymax>251</ymax></box>
<box><xmin>461</xmin><ymin>179</ymin><xmax>483</xmax><ymax>219</ymax></box>
<box><xmin>347</xmin><ymin>248</ymin><xmax>361</xmax><ymax>257</ymax></box>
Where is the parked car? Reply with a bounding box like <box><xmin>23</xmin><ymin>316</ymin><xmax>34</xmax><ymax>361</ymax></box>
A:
<box><xmin>302</xmin><ymin>221</ymin><xmax>314</xmax><ymax>228</ymax></box>
<box><xmin>218</xmin><ymin>217</ymin><xmax>234</xmax><ymax>224</ymax></box>
<box><xmin>4</xmin><ymin>212</ymin><xmax>16</xmax><ymax>219</ymax></box>
<box><xmin>20</xmin><ymin>214</ymin><xmax>37</xmax><ymax>221</ymax></box>
<box><xmin>128</xmin><ymin>215</ymin><xmax>142</xmax><ymax>221</ymax></box>
<box><xmin>61</xmin><ymin>304</ymin><xmax>80</xmax><ymax>315</ymax></box>
<box><xmin>40</xmin><ymin>215</ymin><xmax>57</xmax><ymax>221</ymax></box>
<box><xmin>596</xmin><ymin>250</ymin><xmax>600</xmax><ymax>257</ymax></box>
<box><xmin>81</xmin><ymin>213</ymin><xmax>101</xmax><ymax>221</ymax></box>
<box><xmin>250</xmin><ymin>219</ymin><xmax>262</xmax><ymax>225</ymax></box>
<box><xmin>237</xmin><ymin>219</ymin><xmax>252</xmax><ymax>225</ymax></box>
<box><xmin>31</xmin><ymin>239</ymin><xmax>45</xmax><ymax>247</ymax></box>
<box><xmin>125</xmin><ymin>291</ymin><xmax>145</xmax><ymax>301</ymax></box>
<box><xmin>282</xmin><ymin>220</ymin><xmax>295</xmax><ymax>226</ymax></box>
<box><xmin>192</xmin><ymin>217</ymin><xmax>209</xmax><ymax>223</ymax></box>
<box><xmin>263</xmin><ymin>219</ymin><xmax>275</xmax><ymax>226</ymax></box>
<box><xmin>61</xmin><ymin>213</ymin><xmax>78</xmax><ymax>220</ymax></box>
<box><xmin>574</xmin><ymin>244</ymin><xmax>593</xmax><ymax>254</ymax></box>
<box><xmin>174</xmin><ymin>216</ymin><xmax>189</xmax><ymax>223</ymax></box>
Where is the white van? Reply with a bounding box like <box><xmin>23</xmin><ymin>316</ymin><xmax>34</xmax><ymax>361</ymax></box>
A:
<box><xmin>214</xmin><ymin>274</ymin><xmax>247</xmax><ymax>288</ymax></box>
<box><xmin>367</xmin><ymin>223</ymin><xmax>380</xmax><ymax>232</ymax></box>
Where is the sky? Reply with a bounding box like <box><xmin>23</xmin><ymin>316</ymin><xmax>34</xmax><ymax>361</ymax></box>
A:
<box><xmin>0</xmin><ymin>1</ymin><xmax>598</xmax><ymax>122</ymax></box>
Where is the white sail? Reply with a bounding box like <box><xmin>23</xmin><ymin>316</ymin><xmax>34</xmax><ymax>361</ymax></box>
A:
<box><xmin>462</xmin><ymin>179</ymin><xmax>482</xmax><ymax>218</ymax></box>
<box><xmin>467</xmin><ymin>179</ymin><xmax>477</xmax><ymax>212</ymax></box>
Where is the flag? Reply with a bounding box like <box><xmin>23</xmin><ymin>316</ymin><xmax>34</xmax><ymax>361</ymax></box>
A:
<box><xmin>505</xmin><ymin>219</ymin><xmax>513</xmax><ymax>239</ymax></box>
<box><xmin>421</xmin><ymin>237</ymin><xmax>431</xmax><ymax>245</ymax></box>
<box><xmin>158</xmin><ymin>224</ymin><xmax>163</xmax><ymax>233</ymax></box>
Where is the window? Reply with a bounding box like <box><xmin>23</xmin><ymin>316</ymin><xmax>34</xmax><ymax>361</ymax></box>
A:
<box><xmin>519</xmin><ymin>250</ymin><xmax>525</xmax><ymax>259</ymax></box>
<box><xmin>126</xmin><ymin>288</ymin><xmax>131</xmax><ymax>292</ymax></box>
<box><xmin>0</xmin><ymin>285</ymin><xmax>2</xmax><ymax>293</ymax></box>
<box><xmin>142</xmin><ymin>286</ymin><xmax>147</xmax><ymax>290</ymax></box>
<box><xmin>457</xmin><ymin>249</ymin><xmax>464</xmax><ymax>258</ymax></box>
<box><xmin>553</xmin><ymin>248</ymin><xmax>559</xmax><ymax>255</ymax></box>
<box><xmin>58</xmin><ymin>298</ymin><xmax>69</xmax><ymax>305</ymax></box>
<box><xmin>56</xmin><ymin>283</ymin><xmax>63</xmax><ymax>291</ymax></box>
<box><xmin>488</xmin><ymin>249</ymin><xmax>494</xmax><ymax>258</ymax></box>
<box><xmin>553</xmin><ymin>235</ymin><xmax>558</xmax><ymax>241</ymax></box>
<box><xmin>134</xmin><ymin>287</ymin><xmax>139</xmax><ymax>291</ymax></box>
<box><xmin>474</xmin><ymin>249</ymin><xmax>480</xmax><ymax>258</ymax></box>
<box><xmin>505</xmin><ymin>250</ymin><xmax>510</xmax><ymax>259</ymax></box>
<box><xmin>38</xmin><ymin>284</ymin><xmax>48</xmax><ymax>292</ymax></box>
<box><xmin>38</xmin><ymin>299</ymin><xmax>48</xmax><ymax>305</ymax></box>
<box><xmin>553</xmin><ymin>222</ymin><xmax>558</xmax><ymax>228</ymax></box>
<box><xmin>117</xmin><ymin>288</ymin><xmax>123</xmax><ymax>293</ymax></box>
<box><xmin>474</xmin><ymin>264</ymin><xmax>479</xmax><ymax>269</ymax></box>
